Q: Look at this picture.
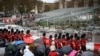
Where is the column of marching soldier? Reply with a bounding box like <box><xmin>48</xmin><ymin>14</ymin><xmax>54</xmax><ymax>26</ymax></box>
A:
<box><xmin>0</xmin><ymin>28</ymin><xmax>95</xmax><ymax>56</ymax></box>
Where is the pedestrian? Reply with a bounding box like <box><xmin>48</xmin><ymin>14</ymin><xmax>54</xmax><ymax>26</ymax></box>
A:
<box><xmin>35</xmin><ymin>43</ymin><xmax>45</xmax><ymax>56</ymax></box>
<box><xmin>28</xmin><ymin>44</ymin><xmax>36</xmax><ymax>55</ymax></box>
<box><xmin>48</xmin><ymin>45</ymin><xmax>59</xmax><ymax>56</ymax></box>
<box><xmin>81</xmin><ymin>50</ymin><xmax>94</xmax><ymax>56</ymax></box>
<box><xmin>23</xmin><ymin>45</ymin><xmax>34</xmax><ymax>56</ymax></box>
<box><xmin>49</xmin><ymin>35</ymin><xmax>53</xmax><ymax>40</ymax></box>
<box><xmin>68</xmin><ymin>50</ymin><xmax>78</xmax><ymax>56</ymax></box>
<box><xmin>49</xmin><ymin>35</ymin><xmax>56</xmax><ymax>45</ymax></box>
<box><xmin>14</xmin><ymin>49</ymin><xmax>23</xmax><ymax>56</ymax></box>
<box><xmin>4</xmin><ymin>44</ymin><xmax>17</xmax><ymax>56</ymax></box>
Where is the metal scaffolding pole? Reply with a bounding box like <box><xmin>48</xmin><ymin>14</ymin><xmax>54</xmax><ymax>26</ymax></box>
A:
<box><xmin>74</xmin><ymin>0</ymin><xmax>78</xmax><ymax>8</ymax></box>
<box><xmin>64</xmin><ymin>0</ymin><xmax>67</xmax><ymax>8</ymax></box>
<box><xmin>59</xmin><ymin>0</ymin><xmax>63</xmax><ymax>9</ymax></box>
<box><xmin>84</xmin><ymin>0</ymin><xmax>89</xmax><ymax>7</ymax></box>
<box><xmin>93</xmin><ymin>0</ymin><xmax>98</xmax><ymax>7</ymax></box>
<box><xmin>64</xmin><ymin>0</ymin><xmax>71</xmax><ymax>8</ymax></box>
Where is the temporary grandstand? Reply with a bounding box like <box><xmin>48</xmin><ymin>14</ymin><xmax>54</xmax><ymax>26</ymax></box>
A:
<box><xmin>35</xmin><ymin>6</ymin><xmax>100</xmax><ymax>23</ymax></box>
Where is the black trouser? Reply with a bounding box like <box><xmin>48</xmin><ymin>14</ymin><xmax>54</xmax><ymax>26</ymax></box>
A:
<box><xmin>81</xmin><ymin>45</ymin><xmax>86</xmax><ymax>51</ymax></box>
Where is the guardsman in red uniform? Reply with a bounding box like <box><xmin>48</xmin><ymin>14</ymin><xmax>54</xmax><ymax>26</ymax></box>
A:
<box><xmin>24</xmin><ymin>30</ymin><xmax>32</xmax><ymax>38</ymax></box>
<box><xmin>41</xmin><ymin>32</ymin><xmax>46</xmax><ymax>39</ymax></box>
<box><xmin>17</xmin><ymin>31</ymin><xmax>22</xmax><ymax>40</ymax></box>
<box><xmin>49</xmin><ymin>35</ymin><xmax>53</xmax><ymax>45</ymax></box>
<box><xmin>49</xmin><ymin>35</ymin><xmax>56</xmax><ymax>46</ymax></box>
<box><xmin>64</xmin><ymin>33</ymin><xmax>70</xmax><ymax>46</ymax></box>
<box><xmin>20</xmin><ymin>30</ymin><xmax>24</xmax><ymax>40</ymax></box>
<box><xmin>10</xmin><ymin>28</ymin><xmax>14</xmax><ymax>41</ymax></box>
<box><xmin>66</xmin><ymin>33</ymin><xmax>69</xmax><ymax>38</ymax></box>
<box><xmin>41</xmin><ymin>32</ymin><xmax>50</xmax><ymax>47</ymax></box>
<box><xmin>54</xmin><ymin>34</ymin><xmax>58</xmax><ymax>40</ymax></box>
<box><xmin>7</xmin><ymin>31</ymin><xmax>12</xmax><ymax>41</ymax></box>
<box><xmin>74</xmin><ymin>33</ymin><xmax>81</xmax><ymax>50</ymax></box>
<box><xmin>80</xmin><ymin>34</ymin><xmax>87</xmax><ymax>51</ymax></box>
<box><xmin>65</xmin><ymin>36</ymin><xmax>70</xmax><ymax>46</ymax></box>
<box><xmin>56</xmin><ymin>33</ymin><xmax>63</xmax><ymax>48</ymax></box>
<box><xmin>45</xmin><ymin>38</ymin><xmax>51</xmax><ymax>47</ymax></box>
<box><xmin>2</xmin><ymin>29</ymin><xmax>8</xmax><ymax>40</ymax></box>
<box><xmin>54</xmin><ymin>34</ymin><xmax>58</xmax><ymax>46</ymax></box>
<box><xmin>61</xmin><ymin>35</ymin><xmax>66</xmax><ymax>46</ymax></box>
<box><xmin>56</xmin><ymin>36</ymin><xmax>63</xmax><ymax>49</ymax></box>
<box><xmin>13</xmin><ymin>29</ymin><xmax>18</xmax><ymax>40</ymax></box>
<box><xmin>70</xmin><ymin>35</ymin><xmax>79</xmax><ymax>50</ymax></box>
<box><xmin>13</xmin><ymin>32</ymin><xmax>17</xmax><ymax>41</ymax></box>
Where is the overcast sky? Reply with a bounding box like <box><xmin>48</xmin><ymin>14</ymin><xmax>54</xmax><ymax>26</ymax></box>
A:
<box><xmin>41</xmin><ymin>0</ymin><xmax>57</xmax><ymax>3</ymax></box>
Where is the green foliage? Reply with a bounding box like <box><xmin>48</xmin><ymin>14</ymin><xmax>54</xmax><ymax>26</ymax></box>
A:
<box><xmin>0</xmin><ymin>0</ymin><xmax>43</xmax><ymax>13</ymax></box>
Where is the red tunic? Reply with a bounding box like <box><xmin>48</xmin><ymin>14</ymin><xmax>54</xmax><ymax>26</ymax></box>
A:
<box><xmin>56</xmin><ymin>39</ymin><xmax>62</xmax><ymax>49</ymax></box>
<box><xmin>48</xmin><ymin>51</ymin><xmax>59</xmax><ymax>56</ymax></box>
<box><xmin>8</xmin><ymin>33</ymin><xmax>12</xmax><ymax>39</ymax></box>
<box><xmin>42</xmin><ymin>36</ymin><xmax>51</xmax><ymax>46</ymax></box>
<box><xmin>65</xmin><ymin>40</ymin><xmax>70</xmax><ymax>46</ymax></box>
<box><xmin>44</xmin><ymin>38</ymin><xmax>50</xmax><ymax>46</ymax></box>
<box><xmin>14</xmin><ymin>34</ymin><xmax>19</xmax><ymax>40</ymax></box>
<box><xmin>70</xmin><ymin>40</ymin><xmax>79</xmax><ymax>50</ymax></box>
<box><xmin>3</xmin><ymin>33</ymin><xmax>7</xmax><ymax>39</ymax></box>
<box><xmin>20</xmin><ymin>33</ymin><xmax>24</xmax><ymax>40</ymax></box>
<box><xmin>61</xmin><ymin>38</ymin><xmax>66</xmax><ymax>46</ymax></box>
<box><xmin>24</xmin><ymin>34</ymin><xmax>32</xmax><ymax>38</ymax></box>
<box><xmin>80</xmin><ymin>39</ymin><xmax>87</xmax><ymax>46</ymax></box>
